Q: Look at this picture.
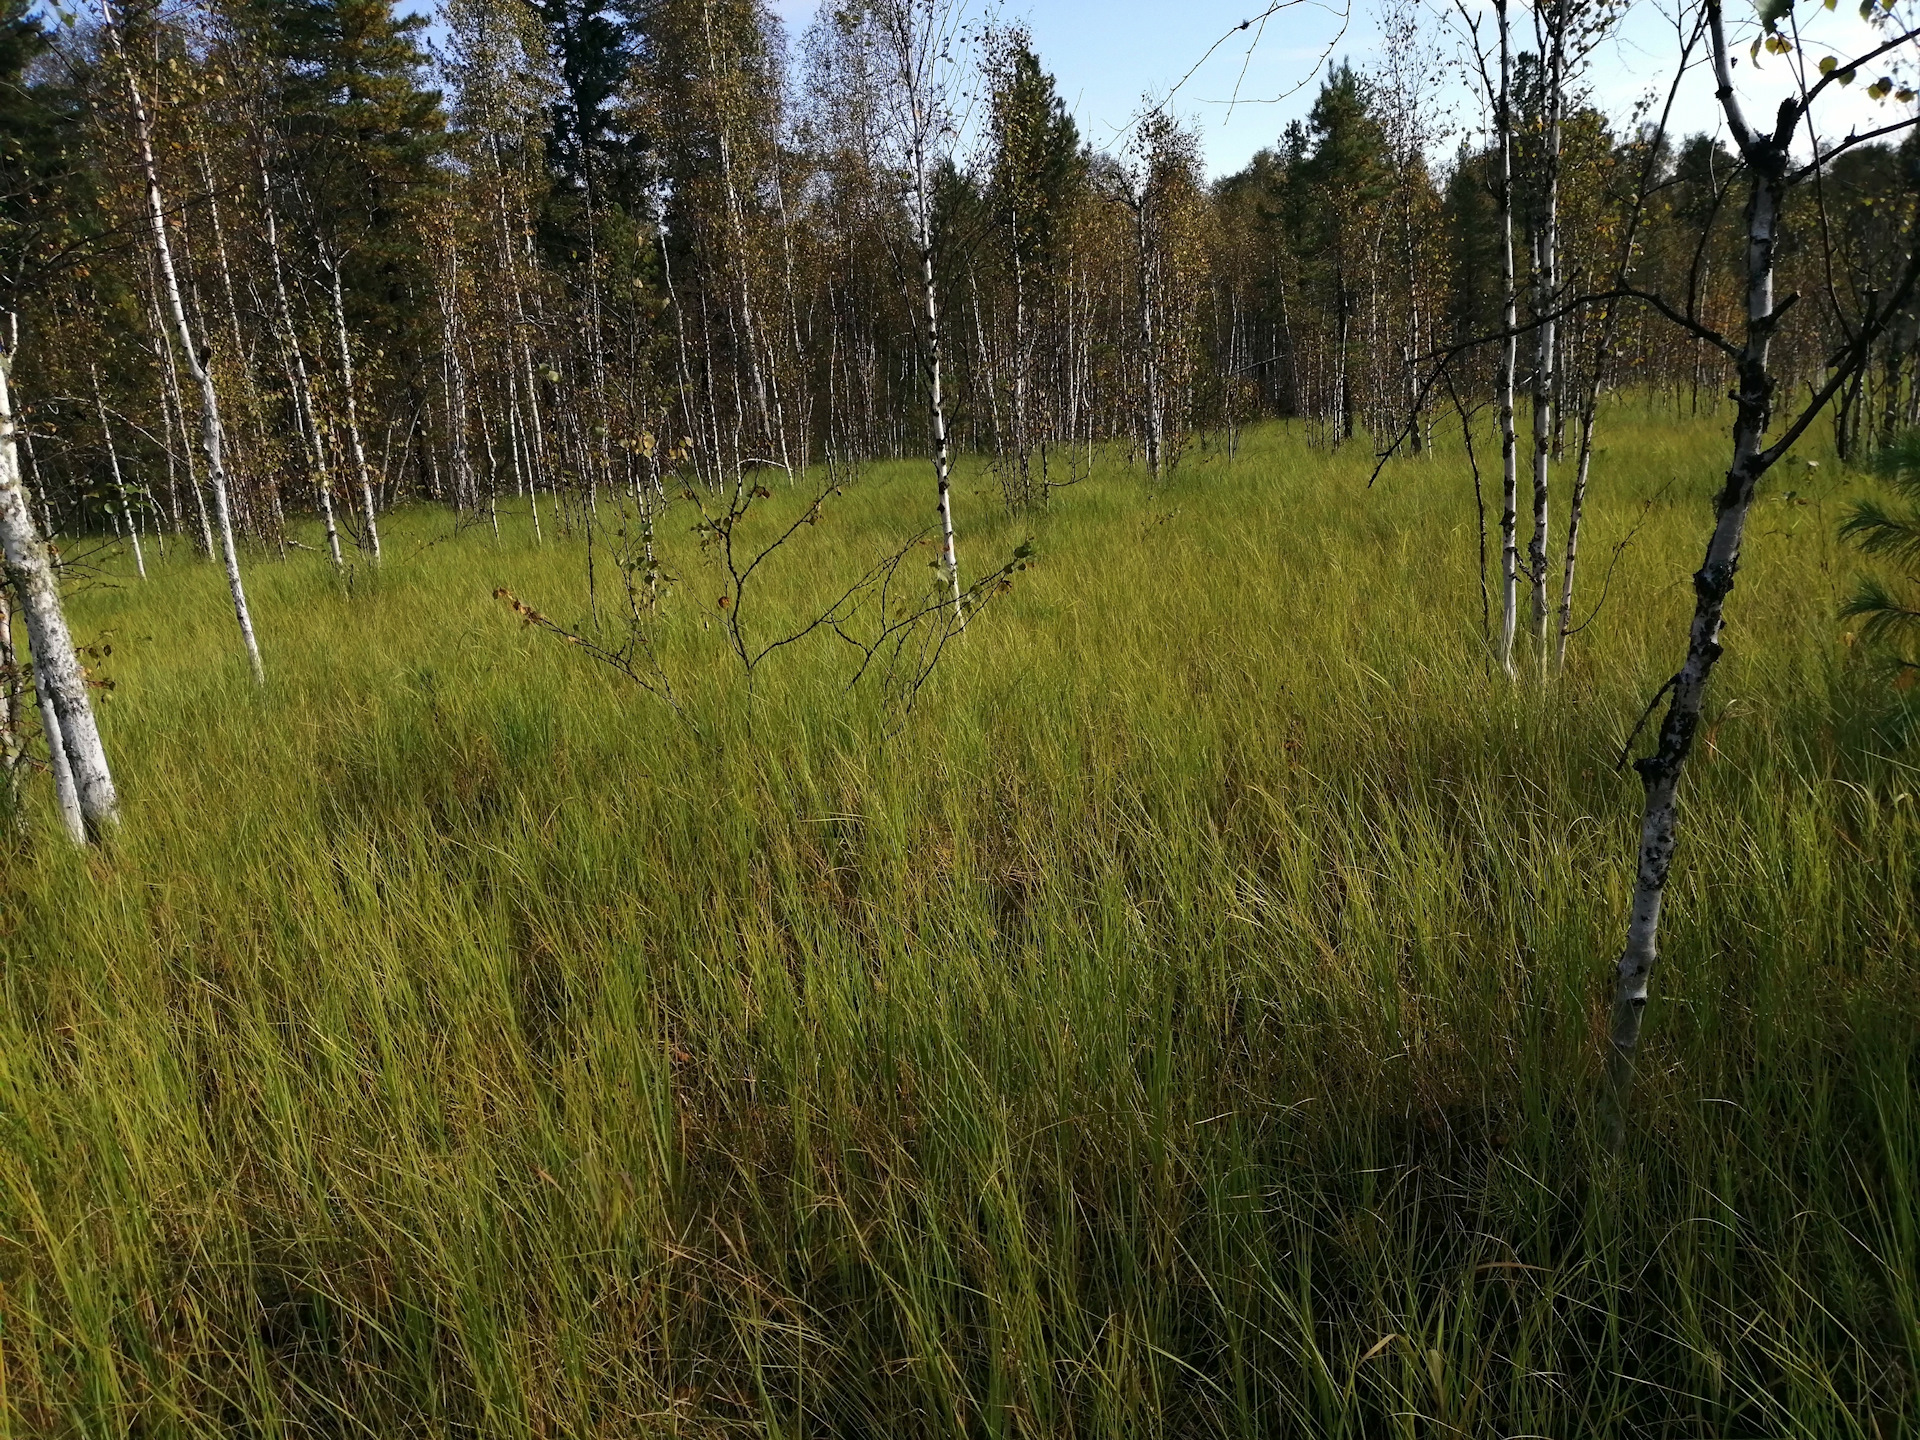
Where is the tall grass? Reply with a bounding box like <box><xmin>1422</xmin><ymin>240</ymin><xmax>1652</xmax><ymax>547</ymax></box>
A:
<box><xmin>1</xmin><ymin>416</ymin><xmax>1915</xmax><ymax>1437</ymax></box>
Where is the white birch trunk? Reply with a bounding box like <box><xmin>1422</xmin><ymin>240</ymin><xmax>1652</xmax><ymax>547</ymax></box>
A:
<box><xmin>1610</xmin><ymin>0</ymin><xmax>1814</xmax><ymax>1106</ymax></box>
<box><xmin>100</xmin><ymin>0</ymin><xmax>263</xmax><ymax>682</ymax></box>
<box><xmin>1495</xmin><ymin>0</ymin><xmax>1520</xmax><ymax>679</ymax></box>
<box><xmin>1556</xmin><ymin>408</ymin><xmax>1594</xmax><ymax>670</ymax></box>
<box><xmin>1137</xmin><ymin>199</ymin><xmax>1164</xmax><ymax>480</ymax></box>
<box><xmin>35</xmin><ymin>663</ymin><xmax>85</xmax><ymax>845</ymax></box>
<box><xmin>1527</xmin><ymin>7</ymin><xmax>1564</xmax><ymax>682</ymax></box>
<box><xmin>91</xmin><ymin>366</ymin><xmax>145</xmax><ymax>580</ymax></box>
<box><xmin>0</xmin><ymin>578</ymin><xmax>18</xmax><ymax>820</ymax></box>
<box><xmin>872</xmin><ymin>0</ymin><xmax>963</xmax><ymax>624</ymax></box>
<box><xmin>0</xmin><ymin>339</ymin><xmax>117</xmax><ymax>839</ymax></box>
<box><xmin>916</xmin><ymin>189</ymin><xmax>964</xmax><ymax>624</ymax></box>
<box><xmin>437</xmin><ymin>224</ymin><xmax>470</xmax><ymax>515</ymax></box>
<box><xmin>262</xmin><ymin>161</ymin><xmax>342</xmax><ymax>574</ymax></box>
<box><xmin>152</xmin><ymin>293</ymin><xmax>213</xmax><ymax>558</ymax></box>
<box><xmin>325</xmin><ymin>259</ymin><xmax>382</xmax><ymax>561</ymax></box>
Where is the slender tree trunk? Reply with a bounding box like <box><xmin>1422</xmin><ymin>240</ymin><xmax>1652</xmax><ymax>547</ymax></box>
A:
<box><xmin>91</xmin><ymin>366</ymin><xmax>145</xmax><ymax>580</ymax></box>
<box><xmin>1012</xmin><ymin>221</ymin><xmax>1031</xmax><ymax>504</ymax></box>
<box><xmin>0</xmin><ymin>339</ymin><xmax>117</xmax><ymax>839</ymax></box>
<box><xmin>0</xmin><ymin>578</ymin><xmax>24</xmax><ymax>825</ymax></box>
<box><xmin>1335</xmin><ymin>279</ymin><xmax>1354</xmax><ymax>446</ymax></box>
<box><xmin>151</xmin><ymin>290</ymin><xmax>210</xmax><ymax>554</ymax></box>
<box><xmin>36</xmin><ymin>663</ymin><xmax>85</xmax><ymax>844</ymax></box>
<box><xmin>971</xmin><ymin>272</ymin><xmax>1005</xmax><ymax>471</ymax></box>
<box><xmin>198</xmin><ymin>136</ymin><xmax>277</xmax><ymax>542</ymax></box>
<box><xmin>1527</xmin><ymin>27</ymin><xmax>1561</xmax><ymax>680</ymax></box>
<box><xmin>1404</xmin><ymin>184</ymin><xmax>1423</xmax><ymax>455</ymax></box>
<box><xmin>325</xmin><ymin>258</ymin><xmax>382</xmax><ymax>561</ymax></box>
<box><xmin>468</xmin><ymin>336</ymin><xmax>500</xmax><ymax>539</ymax></box>
<box><xmin>1495</xmin><ymin>0</ymin><xmax>1520</xmax><ymax>679</ymax></box>
<box><xmin>100</xmin><ymin>0</ymin><xmax>262</xmax><ymax>682</ymax></box>
<box><xmin>507</xmin><ymin>364</ymin><xmax>541</xmax><ymax>544</ymax></box>
<box><xmin>1137</xmin><ymin>200</ymin><xmax>1163</xmax><ymax>480</ymax></box>
<box><xmin>1558</xmin><ymin>397</ymin><xmax>1596</xmax><ymax>669</ymax></box>
<box><xmin>261</xmin><ymin>163</ymin><xmax>342</xmax><ymax>574</ymax></box>
<box><xmin>908</xmin><ymin>145</ymin><xmax>963</xmax><ymax>622</ymax></box>
<box><xmin>1608</xmin><ymin>0</ymin><xmax>1865</xmax><ymax>1114</ymax></box>
<box><xmin>438</xmin><ymin>227</ymin><xmax>470</xmax><ymax>516</ymax></box>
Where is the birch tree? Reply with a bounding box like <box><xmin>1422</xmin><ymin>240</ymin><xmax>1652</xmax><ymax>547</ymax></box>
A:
<box><xmin>1523</xmin><ymin>0</ymin><xmax>1567</xmax><ymax>680</ymax></box>
<box><xmin>1608</xmin><ymin>0</ymin><xmax>1920</xmax><ymax>1113</ymax></box>
<box><xmin>90</xmin><ymin>362</ymin><xmax>144</xmax><ymax>579</ymax></box>
<box><xmin>0</xmin><ymin>323</ymin><xmax>116</xmax><ymax>840</ymax></box>
<box><xmin>1453</xmin><ymin>0</ymin><xmax>1523</xmax><ymax>676</ymax></box>
<box><xmin>98</xmin><ymin>0</ymin><xmax>264</xmax><ymax>682</ymax></box>
<box><xmin>1492</xmin><ymin>0</ymin><xmax>1521</xmax><ymax>679</ymax></box>
<box><xmin>867</xmin><ymin>0</ymin><xmax>965</xmax><ymax>622</ymax></box>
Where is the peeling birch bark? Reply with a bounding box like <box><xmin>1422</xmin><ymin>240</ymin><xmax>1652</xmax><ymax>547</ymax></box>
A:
<box><xmin>0</xmin><ymin>337</ymin><xmax>116</xmax><ymax>840</ymax></box>
<box><xmin>0</xmin><ymin>578</ymin><xmax>23</xmax><ymax>825</ymax></box>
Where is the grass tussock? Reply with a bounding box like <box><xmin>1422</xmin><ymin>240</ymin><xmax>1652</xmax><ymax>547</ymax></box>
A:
<box><xmin>2</xmin><ymin>415</ymin><xmax>1917</xmax><ymax>1437</ymax></box>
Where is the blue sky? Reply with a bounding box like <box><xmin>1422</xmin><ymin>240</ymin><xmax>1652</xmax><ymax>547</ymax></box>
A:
<box><xmin>770</xmin><ymin>0</ymin><xmax>1917</xmax><ymax>178</ymax></box>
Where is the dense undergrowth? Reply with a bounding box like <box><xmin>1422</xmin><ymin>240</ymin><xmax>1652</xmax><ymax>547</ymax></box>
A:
<box><xmin>2</xmin><ymin>414</ymin><xmax>1917</xmax><ymax>1437</ymax></box>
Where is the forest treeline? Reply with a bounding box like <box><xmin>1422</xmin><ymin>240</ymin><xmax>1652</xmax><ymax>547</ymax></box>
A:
<box><xmin>3</xmin><ymin>0</ymin><xmax>1915</xmax><ymax>557</ymax></box>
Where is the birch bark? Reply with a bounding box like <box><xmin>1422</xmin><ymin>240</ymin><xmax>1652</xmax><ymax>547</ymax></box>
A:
<box><xmin>261</xmin><ymin>162</ymin><xmax>342</xmax><ymax>573</ymax></box>
<box><xmin>1527</xmin><ymin>14</ymin><xmax>1562</xmax><ymax>681</ymax></box>
<box><xmin>91</xmin><ymin>366</ymin><xmax>145</xmax><ymax>580</ymax></box>
<box><xmin>1605</xmin><ymin>0</ymin><xmax>1913</xmax><ymax>1106</ymax></box>
<box><xmin>0</xmin><ymin>337</ymin><xmax>117</xmax><ymax>839</ymax></box>
<box><xmin>915</xmin><ymin>169</ymin><xmax>964</xmax><ymax>623</ymax></box>
<box><xmin>100</xmin><ymin>0</ymin><xmax>263</xmax><ymax>682</ymax></box>
<box><xmin>324</xmin><ymin>257</ymin><xmax>382</xmax><ymax>560</ymax></box>
<box><xmin>875</xmin><ymin>0</ymin><xmax>964</xmax><ymax>624</ymax></box>
<box><xmin>36</xmin><ymin>663</ymin><xmax>84</xmax><ymax>844</ymax></box>
<box><xmin>1494</xmin><ymin>0</ymin><xmax>1520</xmax><ymax>678</ymax></box>
<box><xmin>0</xmin><ymin>578</ymin><xmax>21</xmax><ymax>823</ymax></box>
<box><xmin>1137</xmin><ymin>197</ymin><xmax>1164</xmax><ymax>479</ymax></box>
<box><xmin>150</xmin><ymin>290</ymin><xmax>212</xmax><ymax>556</ymax></box>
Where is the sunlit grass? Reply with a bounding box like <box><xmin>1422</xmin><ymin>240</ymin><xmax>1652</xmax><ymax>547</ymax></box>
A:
<box><xmin>1</xmin><ymin>411</ymin><xmax>1914</xmax><ymax>1436</ymax></box>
